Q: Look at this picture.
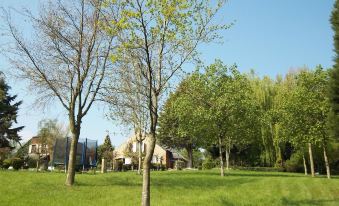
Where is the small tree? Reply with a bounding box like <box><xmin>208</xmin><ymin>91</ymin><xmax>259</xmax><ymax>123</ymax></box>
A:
<box><xmin>36</xmin><ymin>119</ymin><xmax>68</xmax><ymax>171</ymax></box>
<box><xmin>98</xmin><ymin>134</ymin><xmax>114</xmax><ymax>169</ymax></box>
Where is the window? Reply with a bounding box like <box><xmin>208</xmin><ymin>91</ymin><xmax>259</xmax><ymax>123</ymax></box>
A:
<box><xmin>31</xmin><ymin>145</ymin><xmax>37</xmax><ymax>153</ymax></box>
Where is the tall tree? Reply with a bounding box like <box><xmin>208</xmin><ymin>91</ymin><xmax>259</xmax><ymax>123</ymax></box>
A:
<box><xmin>191</xmin><ymin>60</ymin><xmax>258</xmax><ymax>176</ymax></box>
<box><xmin>158</xmin><ymin>76</ymin><xmax>205</xmax><ymax>168</ymax></box>
<box><xmin>329</xmin><ymin>0</ymin><xmax>339</xmax><ymax>139</ymax></box>
<box><xmin>283</xmin><ymin>68</ymin><xmax>331</xmax><ymax>178</ymax></box>
<box><xmin>105</xmin><ymin>1</ymin><xmax>228</xmax><ymax>205</ymax></box>
<box><xmin>3</xmin><ymin>0</ymin><xmax>118</xmax><ymax>185</ymax></box>
<box><xmin>0</xmin><ymin>73</ymin><xmax>24</xmax><ymax>149</ymax></box>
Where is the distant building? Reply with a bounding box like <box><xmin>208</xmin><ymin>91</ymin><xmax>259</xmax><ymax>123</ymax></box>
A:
<box><xmin>114</xmin><ymin>134</ymin><xmax>187</xmax><ymax>169</ymax></box>
<box><xmin>28</xmin><ymin>136</ymin><xmax>50</xmax><ymax>159</ymax></box>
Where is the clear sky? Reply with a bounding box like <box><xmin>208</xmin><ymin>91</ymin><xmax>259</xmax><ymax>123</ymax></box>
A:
<box><xmin>0</xmin><ymin>0</ymin><xmax>335</xmax><ymax>147</ymax></box>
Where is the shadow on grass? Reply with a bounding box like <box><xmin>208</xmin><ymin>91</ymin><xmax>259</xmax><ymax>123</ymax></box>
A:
<box><xmin>161</xmin><ymin>170</ymin><xmax>304</xmax><ymax>178</ymax></box>
<box><xmin>281</xmin><ymin>197</ymin><xmax>339</xmax><ymax>206</ymax></box>
<box><xmin>152</xmin><ymin>175</ymin><xmax>257</xmax><ymax>189</ymax></box>
<box><xmin>76</xmin><ymin>172</ymin><xmax>257</xmax><ymax>189</ymax></box>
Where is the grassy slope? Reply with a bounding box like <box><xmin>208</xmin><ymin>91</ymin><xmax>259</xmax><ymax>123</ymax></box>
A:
<box><xmin>0</xmin><ymin>170</ymin><xmax>338</xmax><ymax>206</ymax></box>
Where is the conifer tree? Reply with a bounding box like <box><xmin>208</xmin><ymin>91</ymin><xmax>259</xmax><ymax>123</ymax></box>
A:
<box><xmin>0</xmin><ymin>74</ymin><xmax>24</xmax><ymax>148</ymax></box>
<box><xmin>329</xmin><ymin>0</ymin><xmax>339</xmax><ymax>138</ymax></box>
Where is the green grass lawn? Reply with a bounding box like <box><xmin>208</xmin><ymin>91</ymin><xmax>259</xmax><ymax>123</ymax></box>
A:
<box><xmin>0</xmin><ymin>169</ymin><xmax>338</xmax><ymax>206</ymax></box>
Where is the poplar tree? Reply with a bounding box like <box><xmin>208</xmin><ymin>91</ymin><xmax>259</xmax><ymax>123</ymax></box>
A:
<box><xmin>329</xmin><ymin>0</ymin><xmax>339</xmax><ymax>138</ymax></box>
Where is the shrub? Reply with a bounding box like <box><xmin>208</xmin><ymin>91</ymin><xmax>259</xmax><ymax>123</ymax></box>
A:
<box><xmin>12</xmin><ymin>158</ymin><xmax>24</xmax><ymax>170</ymax></box>
<box><xmin>151</xmin><ymin>163</ymin><xmax>166</xmax><ymax>171</ymax></box>
<box><xmin>202</xmin><ymin>158</ymin><xmax>215</xmax><ymax>170</ymax></box>
<box><xmin>2</xmin><ymin>158</ymin><xmax>12</xmax><ymax>169</ymax></box>
<box><xmin>175</xmin><ymin>160</ymin><xmax>185</xmax><ymax>170</ymax></box>
<box><xmin>26</xmin><ymin>158</ymin><xmax>37</xmax><ymax>168</ymax></box>
<box><xmin>122</xmin><ymin>164</ymin><xmax>131</xmax><ymax>171</ymax></box>
<box><xmin>285</xmin><ymin>152</ymin><xmax>304</xmax><ymax>173</ymax></box>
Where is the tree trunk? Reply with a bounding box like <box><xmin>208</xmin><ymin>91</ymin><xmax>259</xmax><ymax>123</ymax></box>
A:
<box><xmin>141</xmin><ymin>133</ymin><xmax>156</xmax><ymax>206</ymax></box>
<box><xmin>138</xmin><ymin>141</ymin><xmax>142</xmax><ymax>175</ymax></box>
<box><xmin>225</xmin><ymin>142</ymin><xmax>230</xmax><ymax>171</ymax></box>
<box><xmin>218</xmin><ymin>135</ymin><xmax>224</xmax><ymax>177</ymax></box>
<box><xmin>186</xmin><ymin>144</ymin><xmax>193</xmax><ymax>168</ymax></box>
<box><xmin>302</xmin><ymin>154</ymin><xmax>308</xmax><ymax>175</ymax></box>
<box><xmin>308</xmin><ymin>142</ymin><xmax>315</xmax><ymax>177</ymax></box>
<box><xmin>36</xmin><ymin>157</ymin><xmax>39</xmax><ymax>172</ymax></box>
<box><xmin>323</xmin><ymin>146</ymin><xmax>331</xmax><ymax>179</ymax></box>
<box><xmin>36</xmin><ymin>145</ymin><xmax>40</xmax><ymax>172</ymax></box>
<box><xmin>65</xmin><ymin>131</ymin><xmax>80</xmax><ymax>186</ymax></box>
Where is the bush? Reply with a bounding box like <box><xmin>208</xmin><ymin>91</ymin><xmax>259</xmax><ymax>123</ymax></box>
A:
<box><xmin>202</xmin><ymin>158</ymin><xmax>215</xmax><ymax>170</ymax></box>
<box><xmin>26</xmin><ymin>158</ymin><xmax>37</xmax><ymax>168</ymax></box>
<box><xmin>2</xmin><ymin>159</ymin><xmax>12</xmax><ymax>169</ymax></box>
<box><xmin>122</xmin><ymin>164</ymin><xmax>131</xmax><ymax>171</ymax></box>
<box><xmin>285</xmin><ymin>152</ymin><xmax>304</xmax><ymax>173</ymax></box>
<box><xmin>12</xmin><ymin>158</ymin><xmax>24</xmax><ymax>170</ymax></box>
<box><xmin>151</xmin><ymin>163</ymin><xmax>166</xmax><ymax>171</ymax></box>
<box><xmin>175</xmin><ymin>160</ymin><xmax>185</xmax><ymax>170</ymax></box>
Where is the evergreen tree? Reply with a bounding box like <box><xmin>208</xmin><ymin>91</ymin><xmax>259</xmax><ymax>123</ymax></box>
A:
<box><xmin>0</xmin><ymin>74</ymin><xmax>24</xmax><ymax>149</ymax></box>
<box><xmin>329</xmin><ymin>0</ymin><xmax>339</xmax><ymax>138</ymax></box>
<box><xmin>98</xmin><ymin>135</ymin><xmax>114</xmax><ymax>160</ymax></box>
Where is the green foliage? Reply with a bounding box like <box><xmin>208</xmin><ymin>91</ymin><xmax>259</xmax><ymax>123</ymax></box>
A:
<box><xmin>202</xmin><ymin>157</ymin><xmax>215</xmax><ymax>170</ymax></box>
<box><xmin>282</xmin><ymin>67</ymin><xmax>330</xmax><ymax>147</ymax></box>
<box><xmin>329</xmin><ymin>1</ymin><xmax>339</xmax><ymax>139</ymax></box>
<box><xmin>284</xmin><ymin>151</ymin><xmax>304</xmax><ymax>173</ymax></box>
<box><xmin>0</xmin><ymin>75</ymin><xmax>24</xmax><ymax>149</ymax></box>
<box><xmin>174</xmin><ymin>160</ymin><xmax>186</xmax><ymax>170</ymax></box>
<box><xmin>11</xmin><ymin>158</ymin><xmax>24</xmax><ymax>170</ymax></box>
<box><xmin>98</xmin><ymin>135</ymin><xmax>114</xmax><ymax>161</ymax></box>
<box><xmin>2</xmin><ymin>158</ymin><xmax>12</xmax><ymax>169</ymax></box>
<box><xmin>15</xmin><ymin>140</ymin><xmax>31</xmax><ymax>159</ymax></box>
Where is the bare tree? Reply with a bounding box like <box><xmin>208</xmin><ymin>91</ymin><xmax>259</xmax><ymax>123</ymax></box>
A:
<box><xmin>104</xmin><ymin>1</ymin><xmax>229</xmax><ymax>205</ymax></box>
<box><xmin>104</xmin><ymin>57</ymin><xmax>149</xmax><ymax>175</ymax></box>
<box><xmin>2</xmin><ymin>0</ymin><xmax>119</xmax><ymax>186</ymax></box>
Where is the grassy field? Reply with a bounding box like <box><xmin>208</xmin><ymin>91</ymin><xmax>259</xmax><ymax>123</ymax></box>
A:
<box><xmin>0</xmin><ymin>169</ymin><xmax>338</xmax><ymax>206</ymax></box>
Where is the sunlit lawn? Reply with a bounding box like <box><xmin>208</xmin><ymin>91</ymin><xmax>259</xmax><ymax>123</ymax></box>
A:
<box><xmin>0</xmin><ymin>169</ymin><xmax>338</xmax><ymax>206</ymax></box>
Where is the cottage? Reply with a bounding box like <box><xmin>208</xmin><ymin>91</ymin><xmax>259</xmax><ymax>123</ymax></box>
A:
<box><xmin>28</xmin><ymin>136</ymin><xmax>49</xmax><ymax>158</ymax></box>
<box><xmin>114</xmin><ymin>134</ymin><xmax>187</xmax><ymax>169</ymax></box>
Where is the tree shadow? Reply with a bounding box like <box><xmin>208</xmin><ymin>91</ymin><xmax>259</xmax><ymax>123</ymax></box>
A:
<box><xmin>281</xmin><ymin>197</ymin><xmax>339</xmax><ymax>206</ymax></box>
<box><xmin>151</xmin><ymin>175</ymin><xmax>257</xmax><ymax>189</ymax></box>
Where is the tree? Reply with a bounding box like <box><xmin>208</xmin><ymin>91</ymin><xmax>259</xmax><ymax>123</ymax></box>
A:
<box><xmin>36</xmin><ymin>119</ymin><xmax>68</xmax><ymax>171</ymax></box>
<box><xmin>0</xmin><ymin>73</ymin><xmax>24</xmax><ymax>149</ymax></box>
<box><xmin>158</xmin><ymin>76</ymin><xmax>206</xmax><ymax>168</ymax></box>
<box><xmin>282</xmin><ymin>67</ymin><xmax>331</xmax><ymax>178</ymax></box>
<box><xmin>189</xmin><ymin>60</ymin><xmax>259</xmax><ymax>176</ymax></box>
<box><xmin>104</xmin><ymin>58</ymin><xmax>149</xmax><ymax>175</ymax></box>
<box><xmin>105</xmin><ymin>1</ymin><xmax>228</xmax><ymax>204</ymax></box>
<box><xmin>329</xmin><ymin>0</ymin><xmax>339</xmax><ymax>139</ymax></box>
<box><xmin>3</xmin><ymin>0</ymin><xmax>118</xmax><ymax>185</ymax></box>
<box><xmin>97</xmin><ymin>134</ymin><xmax>114</xmax><ymax>169</ymax></box>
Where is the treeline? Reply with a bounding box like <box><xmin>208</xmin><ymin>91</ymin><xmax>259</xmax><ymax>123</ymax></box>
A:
<box><xmin>158</xmin><ymin>60</ymin><xmax>339</xmax><ymax>178</ymax></box>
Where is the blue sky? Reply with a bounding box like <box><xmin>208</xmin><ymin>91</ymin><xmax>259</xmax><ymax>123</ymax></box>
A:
<box><xmin>0</xmin><ymin>0</ymin><xmax>335</xmax><ymax>146</ymax></box>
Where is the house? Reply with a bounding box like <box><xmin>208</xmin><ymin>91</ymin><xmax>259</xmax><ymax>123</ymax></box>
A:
<box><xmin>114</xmin><ymin>134</ymin><xmax>187</xmax><ymax>169</ymax></box>
<box><xmin>28</xmin><ymin>136</ymin><xmax>50</xmax><ymax>158</ymax></box>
